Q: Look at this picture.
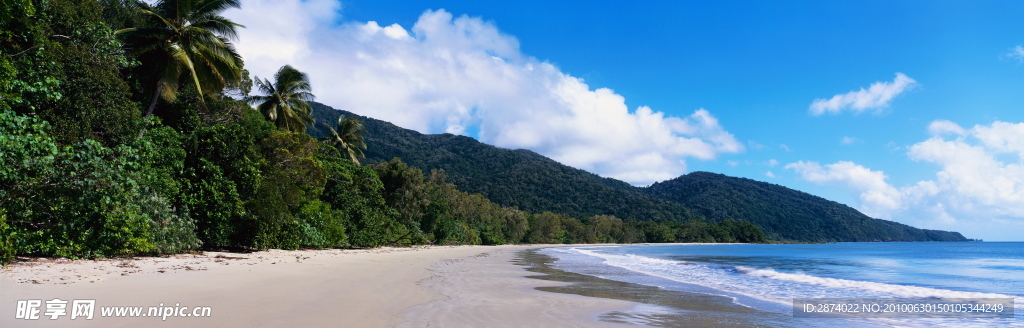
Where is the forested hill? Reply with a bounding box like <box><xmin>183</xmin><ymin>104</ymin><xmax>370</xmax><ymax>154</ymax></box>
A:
<box><xmin>642</xmin><ymin>172</ymin><xmax>967</xmax><ymax>242</ymax></box>
<box><xmin>309</xmin><ymin>103</ymin><xmax>967</xmax><ymax>242</ymax></box>
<box><xmin>309</xmin><ymin>102</ymin><xmax>704</xmax><ymax>223</ymax></box>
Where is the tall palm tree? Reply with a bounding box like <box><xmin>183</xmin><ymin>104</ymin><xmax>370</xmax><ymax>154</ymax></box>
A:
<box><xmin>116</xmin><ymin>0</ymin><xmax>245</xmax><ymax>117</ymax></box>
<box><xmin>247</xmin><ymin>65</ymin><xmax>315</xmax><ymax>133</ymax></box>
<box><xmin>321</xmin><ymin>116</ymin><xmax>367</xmax><ymax>165</ymax></box>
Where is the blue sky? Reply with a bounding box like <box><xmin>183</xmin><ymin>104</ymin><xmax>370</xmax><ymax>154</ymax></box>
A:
<box><xmin>226</xmin><ymin>1</ymin><xmax>1024</xmax><ymax>241</ymax></box>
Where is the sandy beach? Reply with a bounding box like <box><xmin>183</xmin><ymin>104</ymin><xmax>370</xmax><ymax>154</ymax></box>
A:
<box><xmin>1</xmin><ymin>245</ymin><xmax>635</xmax><ymax>327</ymax></box>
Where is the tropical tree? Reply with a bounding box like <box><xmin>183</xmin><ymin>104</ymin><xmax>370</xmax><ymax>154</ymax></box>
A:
<box><xmin>321</xmin><ymin>116</ymin><xmax>367</xmax><ymax>165</ymax></box>
<box><xmin>116</xmin><ymin>0</ymin><xmax>245</xmax><ymax>117</ymax></box>
<box><xmin>247</xmin><ymin>65</ymin><xmax>315</xmax><ymax>133</ymax></box>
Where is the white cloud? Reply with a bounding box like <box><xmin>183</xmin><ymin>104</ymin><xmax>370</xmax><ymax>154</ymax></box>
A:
<box><xmin>784</xmin><ymin>161</ymin><xmax>902</xmax><ymax>218</ymax></box>
<box><xmin>787</xmin><ymin>120</ymin><xmax>1024</xmax><ymax>240</ymax></box>
<box><xmin>1006</xmin><ymin>45</ymin><xmax>1024</xmax><ymax>62</ymax></box>
<box><xmin>809</xmin><ymin>73</ymin><xmax>917</xmax><ymax>116</ymax></box>
<box><xmin>767</xmin><ymin>159</ymin><xmax>778</xmax><ymax>167</ymax></box>
<box><xmin>840</xmin><ymin>136</ymin><xmax>860</xmax><ymax>145</ymax></box>
<box><xmin>927</xmin><ymin>119</ymin><xmax>966</xmax><ymax>136</ymax></box>
<box><xmin>225</xmin><ymin>1</ymin><xmax>742</xmax><ymax>185</ymax></box>
<box><xmin>765</xmin><ymin>171</ymin><xmax>776</xmax><ymax>178</ymax></box>
<box><xmin>973</xmin><ymin>121</ymin><xmax>1024</xmax><ymax>159</ymax></box>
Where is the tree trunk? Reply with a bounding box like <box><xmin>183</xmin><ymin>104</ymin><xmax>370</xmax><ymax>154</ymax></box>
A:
<box><xmin>145</xmin><ymin>84</ymin><xmax>164</xmax><ymax>118</ymax></box>
<box><xmin>139</xmin><ymin>84</ymin><xmax>165</xmax><ymax>138</ymax></box>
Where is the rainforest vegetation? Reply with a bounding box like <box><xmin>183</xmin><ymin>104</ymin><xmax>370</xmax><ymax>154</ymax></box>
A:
<box><xmin>309</xmin><ymin>104</ymin><xmax>968</xmax><ymax>243</ymax></box>
<box><xmin>0</xmin><ymin>0</ymin><xmax>776</xmax><ymax>266</ymax></box>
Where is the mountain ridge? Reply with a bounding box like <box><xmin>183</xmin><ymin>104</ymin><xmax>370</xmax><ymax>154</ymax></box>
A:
<box><xmin>309</xmin><ymin>102</ymin><xmax>967</xmax><ymax>242</ymax></box>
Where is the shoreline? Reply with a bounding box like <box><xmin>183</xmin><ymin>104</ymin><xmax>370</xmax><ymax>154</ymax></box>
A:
<box><xmin>398</xmin><ymin>247</ymin><xmax>635</xmax><ymax>327</ymax></box>
<box><xmin>0</xmin><ymin>245</ymin><xmax>640</xmax><ymax>327</ymax></box>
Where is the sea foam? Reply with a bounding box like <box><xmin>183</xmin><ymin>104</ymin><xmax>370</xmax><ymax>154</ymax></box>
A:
<box><xmin>560</xmin><ymin>247</ymin><xmax>1021</xmax><ymax>309</ymax></box>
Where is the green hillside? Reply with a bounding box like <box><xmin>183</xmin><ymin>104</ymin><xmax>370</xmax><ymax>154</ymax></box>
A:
<box><xmin>309</xmin><ymin>102</ymin><xmax>702</xmax><ymax>223</ymax></box>
<box><xmin>309</xmin><ymin>103</ymin><xmax>967</xmax><ymax>242</ymax></box>
<box><xmin>642</xmin><ymin>172</ymin><xmax>967</xmax><ymax>242</ymax></box>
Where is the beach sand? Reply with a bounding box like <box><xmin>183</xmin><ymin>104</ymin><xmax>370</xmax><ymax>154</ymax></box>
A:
<box><xmin>1</xmin><ymin>245</ymin><xmax>636</xmax><ymax>327</ymax></box>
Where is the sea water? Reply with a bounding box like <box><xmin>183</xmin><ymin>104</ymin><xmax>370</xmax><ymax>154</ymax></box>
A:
<box><xmin>540</xmin><ymin>242</ymin><xmax>1024</xmax><ymax>327</ymax></box>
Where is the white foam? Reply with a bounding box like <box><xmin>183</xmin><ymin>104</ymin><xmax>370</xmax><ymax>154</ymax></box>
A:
<box><xmin>561</xmin><ymin>247</ymin><xmax>1024</xmax><ymax>311</ymax></box>
<box><xmin>734</xmin><ymin>266</ymin><xmax>1014</xmax><ymax>299</ymax></box>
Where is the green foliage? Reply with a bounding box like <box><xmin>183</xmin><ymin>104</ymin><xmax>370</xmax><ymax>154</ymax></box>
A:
<box><xmin>135</xmin><ymin>123</ymin><xmax>186</xmax><ymax>198</ymax></box>
<box><xmin>141</xmin><ymin>191</ymin><xmax>200</xmax><ymax>254</ymax></box>
<box><xmin>372</xmin><ymin>158</ymin><xmax>531</xmax><ymax>246</ymax></box>
<box><xmin>525</xmin><ymin>212</ymin><xmax>564</xmax><ymax>244</ymax></box>
<box><xmin>373</xmin><ymin>157</ymin><xmax>430</xmax><ymax>226</ymax></box>
<box><xmin>433</xmin><ymin>215</ymin><xmax>480</xmax><ymax>246</ymax></box>
<box><xmin>117</xmin><ymin>0</ymin><xmax>245</xmax><ymax>116</ymax></box>
<box><xmin>248</xmin><ymin>65</ymin><xmax>315</xmax><ymax>133</ymax></box>
<box><xmin>320</xmin><ymin>116</ymin><xmax>367</xmax><ymax>165</ymax></box>
<box><xmin>325</xmin><ymin>157</ymin><xmax>413</xmax><ymax>247</ymax></box>
<box><xmin>0</xmin><ymin>212</ymin><xmax>13</xmax><ymax>266</ymax></box>
<box><xmin>0</xmin><ymin>111</ymin><xmax>163</xmax><ymax>258</ymax></box>
<box><xmin>295</xmin><ymin>200</ymin><xmax>347</xmax><ymax>248</ymax></box>
<box><xmin>309</xmin><ymin>103</ymin><xmax>703</xmax><ymax>224</ymax></box>
<box><xmin>716</xmin><ymin>219</ymin><xmax>768</xmax><ymax>243</ymax></box>
<box><xmin>181</xmin><ymin>158</ymin><xmax>246</xmax><ymax>247</ymax></box>
<box><xmin>181</xmin><ymin>124</ymin><xmax>254</xmax><ymax>247</ymax></box>
<box><xmin>2</xmin><ymin>0</ymin><xmax>142</xmax><ymax>146</ymax></box>
<box><xmin>249</xmin><ymin>130</ymin><xmax>326</xmax><ymax>249</ymax></box>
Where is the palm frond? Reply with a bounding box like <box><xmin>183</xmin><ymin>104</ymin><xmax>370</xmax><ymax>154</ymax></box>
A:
<box><xmin>118</xmin><ymin>0</ymin><xmax>245</xmax><ymax>117</ymax></box>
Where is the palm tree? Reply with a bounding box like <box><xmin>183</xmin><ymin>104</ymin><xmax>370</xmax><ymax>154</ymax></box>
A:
<box><xmin>247</xmin><ymin>65</ymin><xmax>315</xmax><ymax>133</ymax></box>
<box><xmin>321</xmin><ymin>116</ymin><xmax>367</xmax><ymax>165</ymax></box>
<box><xmin>116</xmin><ymin>0</ymin><xmax>245</xmax><ymax>117</ymax></box>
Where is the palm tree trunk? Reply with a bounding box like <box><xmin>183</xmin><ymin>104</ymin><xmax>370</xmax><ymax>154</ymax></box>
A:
<box><xmin>138</xmin><ymin>84</ymin><xmax>165</xmax><ymax>138</ymax></box>
<box><xmin>145</xmin><ymin>84</ymin><xmax>164</xmax><ymax>118</ymax></box>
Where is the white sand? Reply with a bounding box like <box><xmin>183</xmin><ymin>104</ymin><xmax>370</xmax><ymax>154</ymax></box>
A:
<box><xmin>1</xmin><ymin>245</ymin><xmax>636</xmax><ymax>327</ymax></box>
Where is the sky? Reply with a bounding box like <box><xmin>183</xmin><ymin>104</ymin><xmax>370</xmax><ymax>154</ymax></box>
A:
<box><xmin>224</xmin><ymin>0</ymin><xmax>1024</xmax><ymax>241</ymax></box>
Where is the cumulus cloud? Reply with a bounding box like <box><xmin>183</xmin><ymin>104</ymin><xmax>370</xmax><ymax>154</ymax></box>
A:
<box><xmin>225</xmin><ymin>1</ymin><xmax>742</xmax><ymax>185</ymax></box>
<box><xmin>784</xmin><ymin>161</ymin><xmax>902</xmax><ymax>218</ymax></box>
<box><xmin>840</xmin><ymin>136</ymin><xmax>860</xmax><ymax>145</ymax></box>
<box><xmin>787</xmin><ymin>120</ymin><xmax>1024</xmax><ymax>240</ymax></box>
<box><xmin>809</xmin><ymin>73</ymin><xmax>917</xmax><ymax>116</ymax></box>
<box><xmin>906</xmin><ymin>123</ymin><xmax>1024</xmax><ymax>218</ymax></box>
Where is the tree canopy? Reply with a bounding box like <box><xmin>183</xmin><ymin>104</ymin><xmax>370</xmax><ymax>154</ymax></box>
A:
<box><xmin>320</xmin><ymin>116</ymin><xmax>367</xmax><ymax>165</ymax></box>
<box><xmin>248</xmin><ymin>65</ymin><xmax>315</xmax><ymax>133</ymax></box>
<box><xmin>116</xmin><ymin>0</ymin><xmax>244</xmax><ymax>117</ymax></box>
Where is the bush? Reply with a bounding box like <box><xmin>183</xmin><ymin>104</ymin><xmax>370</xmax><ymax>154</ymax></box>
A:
<box><xmin>141</xmin><ymin>192</ymin><xmax>200</xmax><ymax>254</ymax></box>
<box><xmin>326</xmin><ymin>156</ymin><xmax>415</xmax><ymax>247</ymax></box>
<box><xmin>434</xmin><ymin>216</ymin><xmax>480</xmax><ymax>246</ymax></box>
<box><xmin>1</xmin><ymin>111</ymin><xmax>157</xmax><ymax>258</ymax></box>
<box><xmin>0</xmin><ymin>213</ymin><xmax>14</xmax><ymax>266</ymax></box>
<box><xmin>181</xmin><ymin>158</ymin><xmax>247</xmax><ymax>248</ymax></box>
<box><xmin>296</xmin><ymin>200</ymin><xmax>347</xmax><ymax>248</ymax></box>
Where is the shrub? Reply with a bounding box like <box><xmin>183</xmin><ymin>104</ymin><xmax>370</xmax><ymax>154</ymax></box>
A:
<box><xmin>141</xmin><ymin>192</ymin><xmax>200</xmax><ymax>254</ymax></box>
<box><xmin>0</xmin><ymin>213</ymin><xmax>14</xmax><ymax>266</ymax></box>
<box><xmin>1</xmin><ymin>111</ymin><xmax>157</xmax><ymax>258</ymax></box>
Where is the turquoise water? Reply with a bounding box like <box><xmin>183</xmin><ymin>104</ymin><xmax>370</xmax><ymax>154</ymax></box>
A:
<box><xmin>541</xmin><ymin>242</ymin><xmax>1024</xmax><ymax>327</ymax></box>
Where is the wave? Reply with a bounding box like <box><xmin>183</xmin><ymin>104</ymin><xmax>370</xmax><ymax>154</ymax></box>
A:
<box><xmin>733</xmin><ymin>266</ymin><xmax>1015</xmax><ymax>300</ymax></box>
<box><xmin>559</xmin><ymin>247</ymin><xmax>1021</xmax><ymax>309</ymax></box>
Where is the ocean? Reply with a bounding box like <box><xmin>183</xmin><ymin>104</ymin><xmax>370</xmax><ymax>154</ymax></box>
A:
<box><xmin>536</xmin><ymin>242</ymin><xmax>1024</xmax><ymax>327</ymax></box>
